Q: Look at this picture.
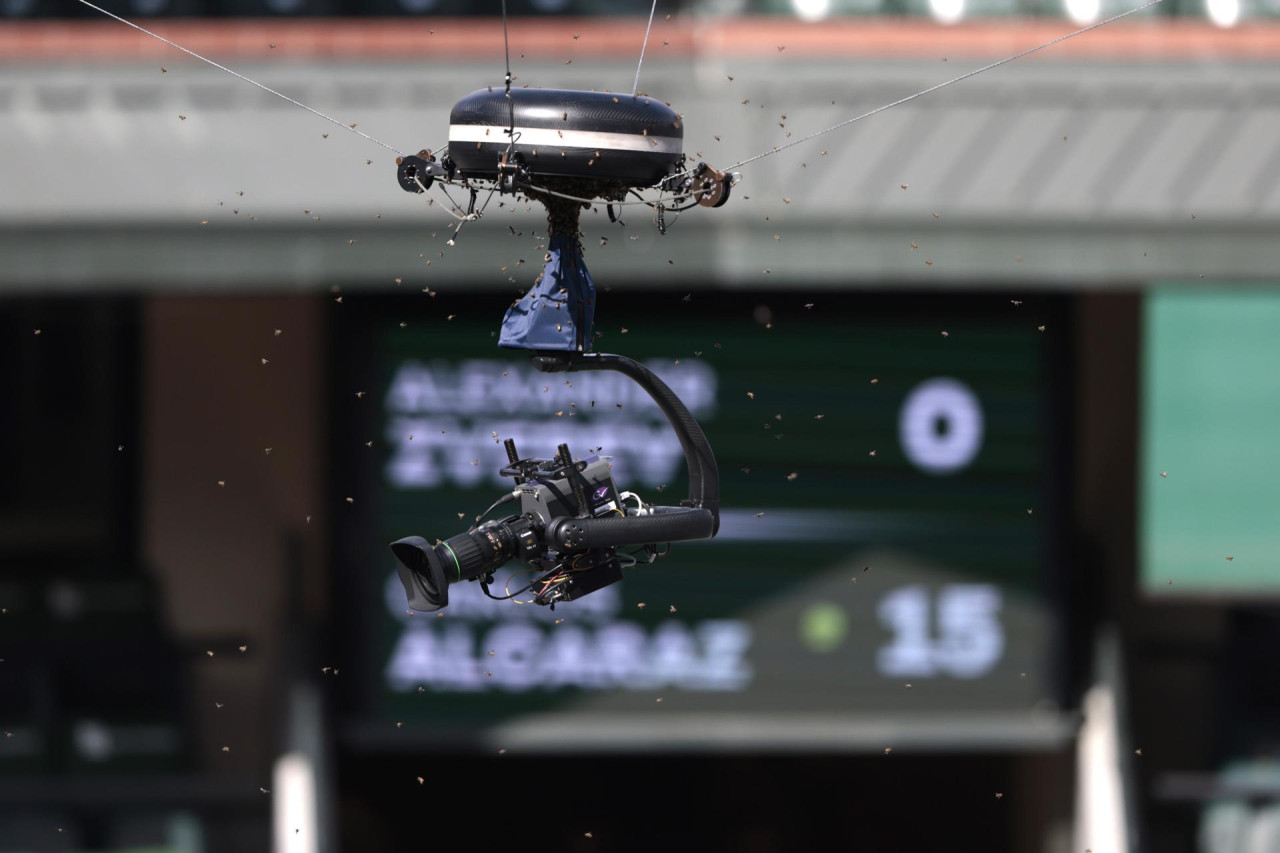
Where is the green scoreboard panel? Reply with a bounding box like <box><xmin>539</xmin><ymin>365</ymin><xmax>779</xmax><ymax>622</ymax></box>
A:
<box><xmin>331</xmin><ymin>292</ymin><xmax>1068</xmax><ymax>752</ymax></box>
<box><xmin>1141</xmin><ymin>286</ymin><xmax>1280</xmax><ymax>598</ymax></box>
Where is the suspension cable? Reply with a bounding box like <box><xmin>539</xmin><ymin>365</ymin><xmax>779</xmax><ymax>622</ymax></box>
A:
<box><xmin>632</xmin><ymin>0</ymin><xmax>660</xmax><ymax>96</ymax></box>
<box><xmin>72</xmin><ymin>0</ymin><xmax>407</xmax><ymax>158</ymax></box>
<box><xmin>714</xmin><ymin>0</ymin><xmax>1165</xmax><ymax>176</ymax></box>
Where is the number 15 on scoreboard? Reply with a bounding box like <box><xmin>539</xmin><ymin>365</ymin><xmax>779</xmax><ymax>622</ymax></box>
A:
<box><xmin>876</xmin><ymin>584</ymin><xmax>1005</xmax><ymax>680</ymax></box>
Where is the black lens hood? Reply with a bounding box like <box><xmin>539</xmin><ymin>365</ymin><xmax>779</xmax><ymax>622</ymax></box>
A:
<box><xmin>390</xmin><ymin>536</ymin><xmax>450</xmax><ymax>612</ymax></box>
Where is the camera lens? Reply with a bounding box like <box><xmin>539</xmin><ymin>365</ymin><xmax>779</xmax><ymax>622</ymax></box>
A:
<box><xmin>439</xmin><ymin>521</ymin><xmax>519</xmax><ymax>583</ymax></box>
<box><xmin>390</xmin><ymin>519</ymin><xmax>526</xmax><ymax>612</ymax></box>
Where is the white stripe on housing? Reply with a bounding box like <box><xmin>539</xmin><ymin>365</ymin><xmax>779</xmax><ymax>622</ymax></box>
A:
<box><xmin>449</xmin><ymin>123</ymin><xmax>682</xmax><ymax>156</ymax></box>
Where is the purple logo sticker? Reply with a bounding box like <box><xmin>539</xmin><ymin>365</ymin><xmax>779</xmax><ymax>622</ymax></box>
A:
<box><xmin>593</xmin><ymin>485</ymin><xmax>610</xmax><ymax>500</ymax></box>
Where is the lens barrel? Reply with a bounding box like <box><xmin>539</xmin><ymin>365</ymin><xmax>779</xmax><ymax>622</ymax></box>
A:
<box><xmin>439</xmin><ymin>522</ymin><xmax>518</xmax><ymax>584</ymax></box>
<box><xmin>390</xmin><ymin>519</ymin><xmax>526</xmax><ymax>612</ymax></box>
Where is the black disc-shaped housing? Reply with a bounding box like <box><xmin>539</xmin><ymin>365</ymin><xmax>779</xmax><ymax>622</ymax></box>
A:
<box><xmin>396</xmin><ymin>155</ymin><xmax>433</xmax><ymax>193</ymax></box>
<box><xmin>448</xmin><ymin>88</ymin><xmax>684</xmax><ymax>188</ymax></box>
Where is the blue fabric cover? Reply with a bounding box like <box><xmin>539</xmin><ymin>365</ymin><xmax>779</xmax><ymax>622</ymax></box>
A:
<box><xmin>498</xmin><ymin>234</ymin><xmax>595</xmax><ymax>352</ymax></box>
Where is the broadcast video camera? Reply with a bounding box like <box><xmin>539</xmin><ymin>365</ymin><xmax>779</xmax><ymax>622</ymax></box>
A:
<box><xmin>390</xmin><ymin>351</ymin><xmax>720</xmax><ymax>613</ymax></box>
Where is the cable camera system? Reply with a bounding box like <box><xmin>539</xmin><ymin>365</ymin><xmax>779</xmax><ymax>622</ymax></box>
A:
<box><xmin>388</xmin><ymin>78</ymin><xmax>729</xmax><ymax>613</ymax></box>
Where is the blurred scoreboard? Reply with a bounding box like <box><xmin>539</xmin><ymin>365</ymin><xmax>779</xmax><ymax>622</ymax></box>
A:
<box><xmin>330</xmin><ymin>291</ymin><xmax>1069</xmax><ymax>752</ymax></box>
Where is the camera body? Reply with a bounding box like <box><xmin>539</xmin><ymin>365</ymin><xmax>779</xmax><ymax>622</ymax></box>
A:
<box><xmin>516</xmin><ymin>455</ymin><xmax>623</xmax><ymax>529</ymax></box>
<box><xmin>390</xmin><ymin>351</ymin><xmax>720</xmax><ymax>615</ymax></box>
<box><xmin>391</xmin><ymin>443</ymin><xmax>638</xmax><ymax>613</ymax></box>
